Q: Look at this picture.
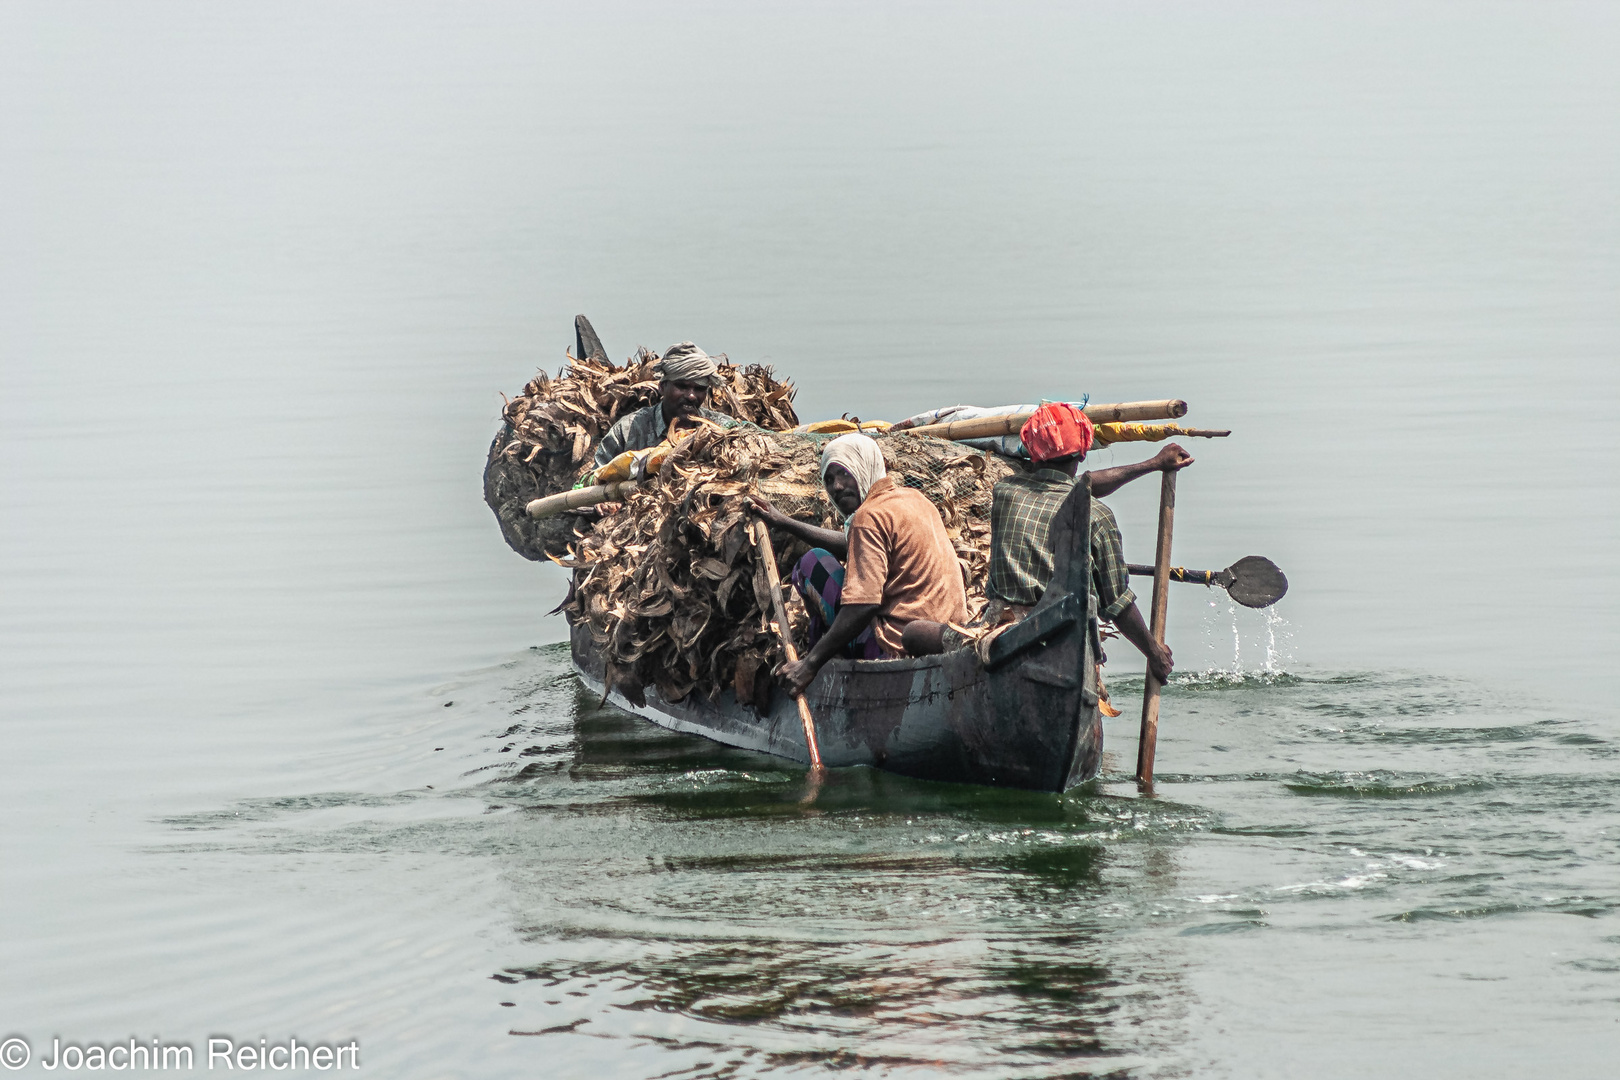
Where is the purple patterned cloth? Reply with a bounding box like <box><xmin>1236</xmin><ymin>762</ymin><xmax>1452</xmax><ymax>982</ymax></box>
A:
<box><xmin>791</xmin><ymin>548</ymin><xmax>885</xmax><ymax>661</ymax></box>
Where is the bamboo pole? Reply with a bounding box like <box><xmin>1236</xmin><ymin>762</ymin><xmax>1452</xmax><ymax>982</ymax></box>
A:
<box><xmin>1093</xmin><ymin>423</ymin><xmax>1228</xmax><ymax>447</ymax></box>
<box><xmin>526</xmin><ymin>480</ymin><xmax>640</xmax><ymax>519</ymax></box>
<box><xmin>904</xmin><ymin>400</ymin><xmax>1188</xmax><ymax>441</ymax></box>
<box><xmin>1084</xmin><ymin>399</ymin><xmax>1189</xmax><ymax>424</ymax></box>
<box><xmin>1135</xmin><ymin>470</ymin><xmax>1177</xmax><ymax>791</ymax></box>
<box><xmin>751</xmin><ymin>520</ymin><xmax>825</xmax><ymax>770</ymax></box>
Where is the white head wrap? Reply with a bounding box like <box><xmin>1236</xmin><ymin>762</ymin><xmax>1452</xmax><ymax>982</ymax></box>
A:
<box><xmin>656</xmin><ymin>342</ymin><xmax>724</xmax><ymax>387</ymax></box>
<box><xmin>819</xmin><ymin>433</ymin><xmax>888</xmax><ymax>516</ymax></box>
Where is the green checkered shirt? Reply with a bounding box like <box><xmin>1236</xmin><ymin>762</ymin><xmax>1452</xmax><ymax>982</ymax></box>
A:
<box><xmin>987</xmin><ymin>468</ymin><xmax>1136</xmax><ymax>620</ymax></box>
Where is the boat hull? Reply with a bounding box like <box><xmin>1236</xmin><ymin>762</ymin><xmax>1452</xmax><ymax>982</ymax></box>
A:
<box><xmin>571</xmin><ymin>618</ymin><xmax>1102</xmax><ymax>791</ymax></box>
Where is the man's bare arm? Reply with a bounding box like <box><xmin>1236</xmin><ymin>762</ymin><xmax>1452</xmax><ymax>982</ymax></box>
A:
<box><xmin>1112</xmin><ymin>601</ymin><xmax>1174</xmax><ymax>683</ymax></box>
<box><xmin>778</xmin><ymin>602</ymin><xmax>880</xmax><ymax>695</ymax></box>
<box><xmin>1085</xmin><ymin>444</ymin><xmax>1194</xmax><ymax>498</ymax></box>
<box><xmin>748</xmin><ymin>495</ymin><xmax>848</xmax><ymax>559</ymax></box>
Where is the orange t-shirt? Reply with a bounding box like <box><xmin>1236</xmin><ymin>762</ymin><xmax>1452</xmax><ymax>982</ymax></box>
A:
<box><xmin>840</xmin><ymin>477</ymin><xmax>968</xmax><ymax>657</ymax></box>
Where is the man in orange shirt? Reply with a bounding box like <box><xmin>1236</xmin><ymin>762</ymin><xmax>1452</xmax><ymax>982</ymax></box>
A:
<box><xmin>748</xmin><ymin>433</ymin><xmax>966</xmax><ymax>695</ymax></box>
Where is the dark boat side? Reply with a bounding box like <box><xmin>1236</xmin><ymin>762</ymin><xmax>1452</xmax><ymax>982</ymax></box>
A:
<box><xmin>571</xmin><ymin>475</ymin><xmax>1104</xmax><ymax>792</ymax></box>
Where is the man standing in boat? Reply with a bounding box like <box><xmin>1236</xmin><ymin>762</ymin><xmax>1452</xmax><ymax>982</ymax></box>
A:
<box><xmin>593</xmin><ymin>342</ymin><xmax>736</xmax><ymax>467</ymax></box>
<box><xmin>989</xmin><ymin>402</ymin><xmax>1192</xmax><ymax>682</ymax></box>
<box><xmin>748</xmin><ymin>433</ymin><xmax>967</xmax><ymax>693</ymax></box>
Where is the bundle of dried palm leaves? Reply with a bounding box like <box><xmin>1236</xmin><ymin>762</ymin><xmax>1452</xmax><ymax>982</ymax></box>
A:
<box><xmin>484</xmin><ymin>349</ymin><xmax>800</xmax><ymax>561</ymax></box>
<box><xmin>559</xmin><ymin>422</ymin><xmax>1016</xmax><ymax>708</ymax></box>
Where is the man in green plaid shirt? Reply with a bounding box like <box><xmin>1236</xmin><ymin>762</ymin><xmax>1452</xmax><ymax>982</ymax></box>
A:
<box><xmin>986</xmin><ymin>403</ymin><xmax>1193</xmax><ymax>683</ymax></box>
<box><xmin>989</xmin><ymin>473</ymin><xmax>1137</xmax><ymax>618</ymax></box>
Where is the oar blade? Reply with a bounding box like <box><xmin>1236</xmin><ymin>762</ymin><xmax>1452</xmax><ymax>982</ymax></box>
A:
<box><xmin>1227</xmin><ymin>555</ymin><xmax>1288</xmax><ymax>609</ymax></box>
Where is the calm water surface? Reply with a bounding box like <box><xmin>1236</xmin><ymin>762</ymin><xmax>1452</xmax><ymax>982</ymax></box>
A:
<box><xmin>3</xmin><ymin>4</ymin><xmax>1618</xmax><ymax>1077</ymax></box>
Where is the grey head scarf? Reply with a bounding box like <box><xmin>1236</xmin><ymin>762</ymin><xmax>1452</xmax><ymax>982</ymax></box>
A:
<box><xmin>656</xmin><ymin>342</ymin><xmax>725</xmax><ymax>388</ymax></box>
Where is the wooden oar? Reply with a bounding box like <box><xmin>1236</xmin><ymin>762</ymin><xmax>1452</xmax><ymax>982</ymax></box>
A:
<box><xmin>1136</xmin><ymin>470</ymin><xmax>1176</xmax><ymax>791</ymax></box>
<box><xmin>751</xmin><ymin>519</ymin><xmax>825</xmax><ymax>771</ymax></box>
<box><xmin>1125</xmin><ymin>555</ymin><xmax>1288</xmax><ymax>609</ymax></box>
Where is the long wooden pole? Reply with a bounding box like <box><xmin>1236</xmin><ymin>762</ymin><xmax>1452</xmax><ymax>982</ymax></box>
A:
<box><xmin>1136</xmin><ymin>470</ymin><xmax>1177</xmax><ymax>791</ymax></box>
<box><xmin>1084</xmin><ymin>399</ymin><xmax>1189</xmax><ymax>425</ymax></box>
<box><xmin>1093</xmin><ymin>423</ymin><xmax>1228</xmax><ymax>446</ymax></box>
<box><xmin>752</xmin><ymin>520</ymin><xmax>825</xmax><ymax>770</ymax></box>
<box><xmin>527</xmin><ymin>480</ymin><xmax>639</xmax><ymax>519</ymax></box>
<box><xmin>904</xmin><ymin>400</ymin><xmax>1188</xmax><ymax>441</ymax></box>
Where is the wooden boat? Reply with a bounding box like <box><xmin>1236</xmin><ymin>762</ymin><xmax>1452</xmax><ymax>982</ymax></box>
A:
<box><xmin>572</xmin><ymin>476</ymin><xmax>1104</xmax><ymax>792</ymax></box>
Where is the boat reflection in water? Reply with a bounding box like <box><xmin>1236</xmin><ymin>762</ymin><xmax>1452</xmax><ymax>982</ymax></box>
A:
<box><xmin>479</xmin><ymin>667</ymin><xmax>1198</xmax><ymax>1075</ymax></box>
